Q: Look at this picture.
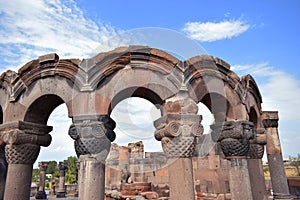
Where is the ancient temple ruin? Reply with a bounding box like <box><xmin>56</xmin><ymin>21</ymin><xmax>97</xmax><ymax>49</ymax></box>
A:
<box><xmin>0</xmin><ymin>46</ymin><xmax>291</xmax><ymax>200</ymax></box>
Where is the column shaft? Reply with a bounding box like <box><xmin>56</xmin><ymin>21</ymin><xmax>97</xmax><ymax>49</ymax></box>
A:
<box><xmin>268</xmin><ymin>154</ymin><xmax>290</xmax><ymax>199</ymax></box>
<box><xmin>36</xmin><ymin>162</ymin><xmax>49</xmax><ymax>199</ymax></box>
<box><xmin>168</xmin><ymin>158</ymin><xmax>195</xmax><ymax>200</ymax></box>
<box><xmin>211</xmin><ymin>120</ymin><xmax>255</xmax><ymax>200</ymax></box>
<box><xmin>69</xmin><ymin>115</ymin><xmax>116</xmax><ymax>200</ymax></box>
<box><xmin>266</xmin><ymin>127</ymin><xmax>291</xmax><ymax>199</ymax></box>
<box><xmin>0</xmin><ymin>121</ymin><xmax>52</xmax><ymax>200</ymax></box>
<box><xmin>0</xmin><ymin>145</ymin><xmax>7</xmax><ymax>200</ymax></box>
<box><xmin>247</xmin><ymin>159</ymin><xmax>267</xmax><ymax>200</ymax></box>
<box><xmin>4</xmin><ymin>164</ymin><xmax>33</xmax><ymax>200</ymax></box>
<box><xmin>78</xmin><ymin>158</ymin><xmax>105</xmax><ymax>200</ymax></box>
<box><xmin>154</xmin><ymin>114</ymin><xmax>202</xmax><ymax>200</ymax></box>
<box><xmin>229</xmin><ymin>159</ymin><xmax>252</xmax><ymax>200</ymax></box>
<box><xmin>263</xmin><ymin>111</ymin><xmax>291</xmax><ymax>199</ymax></box>
<box><xmin>56</xmin><ymin>161</ymin><xmax>67</xmax><ymax>198</ymax></box>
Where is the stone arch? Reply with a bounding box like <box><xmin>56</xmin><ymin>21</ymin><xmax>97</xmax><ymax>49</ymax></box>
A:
<box><xmin>0</xmin><ymin>46</ymin><xmax>277</xmax><ymax>200</ymax></box>
<box><xmin>7</xmin><ymin>76</ymin><xmax>76</xmax><ymax>122</ymax></box>
<box><xmin>93</xmin><ymin>47</ymin><xmax>183</xmax><ymax>115</ymax></box>
<box><xmin>24</xmin><ymin>94</ymin><xmax>65</xmax><ymax>124</ymax></box>
<box><xmin>241</xmin><ymin>74</ymin><xmax>264</xmax><ymax>129</ymax></box>
<box><xmin>186</xmin><ymin>55</ymin><xmax>248</xmax><ymax>121</ymax></box>
<box><xmin>249</xmin><ymin>107</ymin><xmax>259</xmax><ymax>128</ymax></box>
<box><xmin>200</xmin><ymin>92</ymin><xmax>230</xmax><ymax>122</ymax></box>
<box><xmin>109</xmin><ymin>87</ymin><xmax>163</xmax><ymax>114</ymax></box>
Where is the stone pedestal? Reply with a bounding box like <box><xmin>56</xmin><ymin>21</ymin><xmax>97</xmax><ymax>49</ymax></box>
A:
<box><xmin>36</xmin><ymin>161</ymin><xmax>49</xmax><ymax>199</ymax></box>
<box><xmin>211</xmin><ymin>120</ymin><xmax>254</xmax><ymax>200</ymax></box>
<box><xmin>56</xmin><ymin>161</ymin><xmax>68</xmax><ymax>198</ymax></box>
<box><xmin>262</xmin><ymin>111</ymin><xmax>291</xmax><ymax>200</ymax></box>
<box><xmin>0</xmin><ymin>121</ymin><xmax>52</xmax><ymax>200</ymax></box>
<box><xmin>69</xmin><ymin>115</ymin><xmax>116</xmax><ymax>200</ymax></box>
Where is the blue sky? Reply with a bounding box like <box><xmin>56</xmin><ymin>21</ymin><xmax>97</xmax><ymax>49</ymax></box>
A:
<box><xmin>0</xmin><ymin>0</ymin><xmax>299</xmax><ymax>166</ymax></box>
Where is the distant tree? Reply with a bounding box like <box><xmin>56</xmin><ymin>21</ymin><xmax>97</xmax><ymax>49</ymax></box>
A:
<box><xmin>53</xmin><ymin>170</ymin><xmax>60</xmax><ymax>178</ymax></box>
<box><xmin>32</xmin><ymin>168</ymin><xmax>40</xmax><ymax>182</ymax></box>
<box><xmin>289</xmin><ymin>154</ymin><xmax>300</xmax><ymax>176</ymax></box>
<box><xmin>66</xmin><ymin>156</ymin><xmax>78</xmax><ymax>184</ymax></box>
<box><xmin>46</xmin><ymin>160</ymin><xmax>58</xmax><ymax>174</ymax></box>
<box><xmin>263</xmin><ymin>166</ymin><xmax>269</xmax><ymax>174</ymax></box>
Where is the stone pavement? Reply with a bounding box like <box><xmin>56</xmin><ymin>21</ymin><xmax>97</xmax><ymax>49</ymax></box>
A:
<box><xmin>30</xmin><ymin>196</ymin><xmax>78</xmax><ymax>200</ymax></box>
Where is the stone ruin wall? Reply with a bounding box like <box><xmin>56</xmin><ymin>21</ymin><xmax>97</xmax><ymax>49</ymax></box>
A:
<box><xmin>106</xmin><ymin>140</ymin><xmax>231</xmax><ymax>197</ymax></box>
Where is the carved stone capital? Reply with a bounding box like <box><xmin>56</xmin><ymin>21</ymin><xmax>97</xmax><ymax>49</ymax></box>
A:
<box><xmin>58</xmin><ymin>161</ymin><xmax>68</xmax><ymax>177</ymax></box>
<box><xmin>5</xmin><ymin>143</ymin><xmax>40</xmax><ymax>164</ymax></box>
<box><xmin>69</xmin><ymin>115</ymin><xmax>116</xmax><ymax>158</ymax></box>
<box><xmin>154</xmin><ymin>114</ymin><xmax>203</xmax><ymax>158</ymax></box>
<box><xmin>262</xmin><ymin>111</ymin><xmax>279</xmax><ymax>128</ymax></box>
<box><xmin>38</xmin><ymin>161</ymin><xmax>49</xmax><ymax>172</ymax></box>
<box><xmin>211</xmin><ymin>120</ymin><xmax>255</xmax><ymax>159</ymax></box>
<box><xmin>0</xmin><ymin>121</ymin><xmax>52</xmax><ymax>164</ymax></box>
<box><xmin>248</xmin><ymin>143</ymin><xmax>265</xmax><ymax>159</ymax></box>
<box><xmin>248</xmin><ymin>128</ymin><xmax>266</xmax><ymax>159</ymax></box>
<box><xmin>0</xmin><ymin>121</ymin><xmax>52</xmax><ymax>146</ymax></box>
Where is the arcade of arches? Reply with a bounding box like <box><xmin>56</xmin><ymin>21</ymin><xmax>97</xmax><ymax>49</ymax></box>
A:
<box><xmin>0</xmin><ymin>46</ymin><xmax>291</xmax><ymax>200</ymax></box>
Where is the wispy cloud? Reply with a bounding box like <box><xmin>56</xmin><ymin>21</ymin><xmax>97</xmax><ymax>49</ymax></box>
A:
<box><xmin>182</xmin><ymin>19</ymin><xmax>250</xmax><ymax>42</ymax></box>
<box><xmin>232</xmin><ymin>63</ymin><xmax>300</xmax><ymax>121</ymax></box>
<box><xmin>0</xmin><ymin>0</ymin><xmax>121</xmax><ymax>71</ymax></box>
<box><xmin>232</xmin><ymin>63</ymin><xmax>300</xmax><ymax>158</ymax></box>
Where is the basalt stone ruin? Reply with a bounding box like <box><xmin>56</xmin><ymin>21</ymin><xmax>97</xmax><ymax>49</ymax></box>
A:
<box><xmin>0</xmin><ymin>46</ymin><xmax>291</xmax><ymax>200</ymax></box>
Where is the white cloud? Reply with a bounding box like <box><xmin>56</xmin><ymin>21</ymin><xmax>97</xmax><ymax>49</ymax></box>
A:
<box><xmin>0</xmin><ymin>0</ymin><xmax>122</xmax><ymax>71</ymax></box>
<box><xmin>233</xmin><ymin>63</ymin><xmax>300</xmax><ymax>158</ymax></box>
<box><xmin>232</xmin><ymin>63</ymin><xmax>300</xmax><ymax>121</ymax></box>
<box><xmin>183</xmin><ymin>19</ymin><xmax>250</xmax><ymax>42</ymax></box>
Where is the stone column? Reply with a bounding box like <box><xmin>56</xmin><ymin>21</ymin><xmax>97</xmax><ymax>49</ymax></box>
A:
<box><xmin>0</xmin><ymin>144</ymin><xmax>7</xmax><ymax>200</ymax></box>
<box><xmin>248</xmin><ymin>127</ymin><xmax>268</xmax><ymax>200</ymax></box>
<box><xmin>35</xmin><ymin>162</ymin><xmax>49</xmax><ymax>199</ymax></box>
<box><xmin>75</xmin><ymin>161</ymin><xmax>79</xmax><ymax>197</ymax></box>
<box><xmin>0</xmin><ymin>121</ymin><xmax>52</xmax><ymax>200</ymax></box>
<box><xmin>211</xmin><ymin>120</ymin><xmax>254</xmax><ymax>200</ymax></box>
<box><xmin>262</xmin><ymin>111</ymin><xmax>291</xmax><ymax>199</ymax></box>
<box><xmin>154</xmin><ymin>87</ymin><xmax>203</xmax><ymax>200</ymax></box>
<box><xmin>69</xmin><ymin>115</ymin><xmax>116</xmax><ymax>200</ymax></box>
<box><xmin>56</xmin><ymin>161</ymin><xmax>68</xmax><ymax>198</ymax></box>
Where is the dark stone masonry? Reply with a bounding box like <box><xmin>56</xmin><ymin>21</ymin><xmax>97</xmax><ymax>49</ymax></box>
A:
<box><xmin>0</xmin><ymin>46</ymin><xmax>291</xmax><ymax>200</ymax></box>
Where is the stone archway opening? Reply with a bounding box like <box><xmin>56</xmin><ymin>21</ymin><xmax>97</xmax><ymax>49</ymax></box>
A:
<box><xmin>108</xmin><ymin>97</ymin><xmax>162</xmax><ymax>186</ymax></box>
<box><xmin>197</xmin><ymin>102</ymin><xmax>214</xmax><ymax>135</ymax></box>
<box><xmin>111</xmin><ymin>97</ymin><xmax>161</xmax><ymax>151</ymax></box>
<box><xmin>24</xmin><ymin>94</ymin><xmax>66</xmax><ymax>124</ymax></box>
<box><xmin>108</xmin><ymin>86</ymin><xmax>164</xmax><ymax>154</ymax></box>
<box><xmin>24</xmin><ymin>94</ymin><xmax>73</xmax><ymax>198</ymax></box>
<box><xmin>194</xmin><ymin>102</ymin><xmax>215</xmax><ymax>158</ymax></box>
<box><xmin>200</xmin><ymin>93</ymin><xmax>228</xmax><ymax>123</ymax></box>
<box><xmin>249</xmin><ymin>107</ymin><xmax>258</xmax><ymax>128</ymax></box>
<box><xmin>24</xmin><ymin>94</ymin><xmax>74</xmax><ymax>163</ymax></box>
<box><xmin>34</xmin><ymin>104</ymin><xmax>74</xmax><ymax>166</ymax></box>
